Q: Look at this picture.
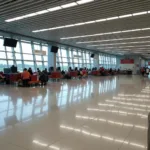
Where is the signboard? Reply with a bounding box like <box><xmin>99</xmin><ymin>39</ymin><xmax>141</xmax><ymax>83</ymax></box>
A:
<box><xmin>34</xmin><ymin>50</ymin><xmax>46</xmax><ymax>55</ymax></box>
<box><xmin>120</xmin><ymin>59</ymin><xmax>134</xmax><ymax>64</ymax></box>
<box><xmin>74</xmin><ymin>55</ymin><xmax>82</xmax><ymax>58</ymax></box>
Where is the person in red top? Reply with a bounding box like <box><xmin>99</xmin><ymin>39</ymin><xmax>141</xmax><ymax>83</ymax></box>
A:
<box><xmin>141</xmin><ymin>67</ymin><xmax>145</xmax><ymax>76</ymax></box>
<box><xmin>21</xmin><ymin>68</ymin><xmax>31</xmax><ymax>87</ymax></box>
<box><xmin>82</xmin><ymin>68</ymin><xmax>88</xmax><ymax>78</ymax></box>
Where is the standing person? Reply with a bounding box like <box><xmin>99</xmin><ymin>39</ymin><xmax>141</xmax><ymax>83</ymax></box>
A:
<box><xmin>21</xmin><ymin>68</ymin><xmax>31</xmax><ymax>87</ymax></box>
<box><xmin>146</xmin><ymin>67</ymin><xmax>149</xmax><ymax>76</ymax></box>
<box><xmin>141</xmin><ymin>67</ymin><xmax>145</xmax><ymax>76</ymax></box>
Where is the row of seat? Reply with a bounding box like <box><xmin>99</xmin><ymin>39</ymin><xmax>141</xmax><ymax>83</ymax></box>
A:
<box><xmin>5</xmin><ymin>71</ymin><xmax>88</xmax><ymax>86</ymax></box>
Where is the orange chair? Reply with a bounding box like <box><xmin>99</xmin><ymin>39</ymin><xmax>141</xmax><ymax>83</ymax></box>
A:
<box><xmin>28</xmin><ymin>75</ymin><xmax>40</xmax><ymax>86</ymax></box>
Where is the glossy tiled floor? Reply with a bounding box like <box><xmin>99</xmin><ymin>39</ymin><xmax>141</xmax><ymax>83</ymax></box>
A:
<box><xmin>0</xmin><ymin>75</ymin><xmax>149</xmax><ymax>150</ymax></box>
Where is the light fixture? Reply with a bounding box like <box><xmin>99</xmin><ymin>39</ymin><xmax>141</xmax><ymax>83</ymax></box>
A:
<box><xmin>5</xmin><ymin>0</ymin><xmax>95</xmax><ymax>22</ymax></box>
<box><xmin>65</xmin><ymin>24</ymin><xmax>75</xmax><ymax>27</ymax></box>
<box><xmin>106</xmin><ymin>16</ymin><xmax>118</xmax><ymax>20</ymax></box>
<box><xmin>75</xmin><ymin>22</ymin><xmax>85</xmax><ymax>26</ymax></box>
<box><xmin>32</xmin><ymin>9</ymin><xmax>150</xmax><ymax>33</ymax></box>
<box><xmin>36</xmin><ymin>10</ymin><xmax>49</xmax><ymax>14</ymax></box>
<box><xmin>85</xmin><ymin>20</ymin><xmax>96</xmax><ymax>24</ymax></box>
<box><xmin>48</xmin><ymin>6</ymin><xmax>62</xmax><ymax>12</ymax></box>
<box><xmin>77</xmin><ymin>0</ymin><xmax>94</xmax><ymax>5</ymax></box>
<box><xmin>132</xmin><ymin>11</ymin><xmax>147</xmax><ymax>16</ymax></box>
<box><xmin>61</xmin><ymin>2</ymin><xmax>77</xmax><ymax>8</ymax></box>
<box><xmin>76</xmin><ymin>36</ymin><xmax>150</xmax><ymax>44</ymax></box>
<box><xmin>119</xmin><ymin>14</ymin><xmax>132</xmax><ymax>18</ymax></box>
<box><xmin>87</xmin><ymin>40</ymin><xmax>150</xmax><ymax>47</ymax></box>
<box><xmin>97</xmin><ymin>45</ymin><xmax>150</xmax><ymax>49</ymax></box>
<box><xmin>60</xmin><ymin>27</ymin><xmax>150</xmax><ymax>40</ymax></box>
<box><xmin>96</xmin><ymin>19</ymin><xmax>107</xmax><ymax>22</ymax></box>
<box><xmin>25</xmin><ymin>13</ymin><xmax>37</xmax><ymax>17</ymax></box>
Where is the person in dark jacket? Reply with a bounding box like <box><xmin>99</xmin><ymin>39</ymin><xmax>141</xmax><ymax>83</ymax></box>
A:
<box><xmin>28</xmin><ymin>68</ymin><xmax>33</xmax><ymax>75</ymax></box>
<box><xmin>39</xmin><ymin>70</ymin><xmax>49</xmax><ymax>86</ymax></box>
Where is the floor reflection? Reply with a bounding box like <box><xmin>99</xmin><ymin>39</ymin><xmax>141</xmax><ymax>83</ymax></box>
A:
<box><xmin>0</xmin><ymin>77</ymin><xmax>117</xmax><ymax>132</ymax></box>
<box><xmin>0</xmin><ymin>76</ymin><xmax>149</xmax><ymax>150</ymax></box>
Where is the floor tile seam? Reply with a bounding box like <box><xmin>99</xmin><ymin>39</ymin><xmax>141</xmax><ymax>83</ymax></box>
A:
<box><xmin>118</xmin><ymin>126</ymin><xmax>134</xmax><ymax>150</ymax></box>
<box><xmin>47</xmin><ymin>121</ymin><xmax>88</xmax><ymax>148</ymax></box>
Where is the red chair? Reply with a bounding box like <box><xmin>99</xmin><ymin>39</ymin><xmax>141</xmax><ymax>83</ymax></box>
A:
<box><xmin>9</xmin><ymin>74</ymin><xmax>18</xmax><ymax>84</ymax></box>
<box><xmin>91</xmin><ymin>70</ymin><xmax>100</xmax><ymax>76</ymax></box>
<box><xmin>49</xmin><ymin>72</ymin><xmax>62</xmax><ymax>81</ymax></box>
<box><xmin>69</xmin><ymin>71</ymin><xmax>78</xmax><ymax>78</ymax></box>
<box><xmin>28</xmin><ymin>75</ymin><xmax>40</xmax><ymax>85</ymax></box>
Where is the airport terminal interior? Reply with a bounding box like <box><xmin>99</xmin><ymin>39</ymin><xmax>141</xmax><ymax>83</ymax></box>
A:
<box><xmin>0</xmin><ymin>0</ymin><xmax>150</xmax><ymax>150</ymax></box>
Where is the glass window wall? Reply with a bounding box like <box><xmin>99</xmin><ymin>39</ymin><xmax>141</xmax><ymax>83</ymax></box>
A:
<box><xmin>0</xmin><ymin>34</ymin><xmax>117</xmax><ymax>72</ymax></box>
<box><xmin>0</xmin><ymin>36</ymin><xmax>48</xmax><ymax>72</ymax></box>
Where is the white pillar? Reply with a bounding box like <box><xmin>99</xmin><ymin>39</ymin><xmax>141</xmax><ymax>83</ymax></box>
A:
<box><xmin>94</xmin><ymin>54</ymin><xmax>99</xmax><ymax>68</ymax></box>
<box><xmin>48</xmin><ymin>45</ymin><xmax>56</xmax><ymax>71</ymax></box>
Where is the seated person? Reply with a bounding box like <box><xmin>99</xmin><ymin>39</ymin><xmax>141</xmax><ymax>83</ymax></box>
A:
<box><xmin>11</xmin><ymin>65</ymin><xmax>17</xmax><ymax>73</ymax></box>
<box><xmin>82</xmin><ymin>69</ymin><xmax>88</xmax><ymax>78</ymax></box>
<box><xmin>63</xmin><ymin>72</ymin><xmax>71</xmax><ymax>79</ymax></box>
<box><xmin>61</xmin><ymin>70</ymin><xmax>65</xmax><ymax>76</ymax></box>
<box><xmin>78</xmin><ymin>68</ymin><xmax>83</xmax><ymax>79</ymax></box>
<box><xmin>21</xmin><ymin>68</ymin><xmax>31</xmax><ymax>87</ymax></box>
<box><xmin>109</xmin><ymin>68</ymin><xmax>112</xmax><ymax>74</ymax></box>
<box><xmin>39</xmin><ymin>70</ymin><xmax>49</xmax><ymax>86</ymax></box>
<box><xmin>37</xmin><ymin>68</ymin><xmax>41</xmax><ymax>76</ymax></box>
<box><xmin>0</xmin><ymin>73</ymin><xmax>6</xmax><ymax>83</ymax></box>
<box><xmin>28</xmin><ymin>68</ymin><xmax>33</xmax><ymax>75</ymax></box>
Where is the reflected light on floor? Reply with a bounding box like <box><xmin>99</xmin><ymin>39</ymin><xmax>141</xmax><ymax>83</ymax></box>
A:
<box><xmin>60</xmin><ymin>124</ymin><xmax>147</xmax><ymax>149</ymax></box>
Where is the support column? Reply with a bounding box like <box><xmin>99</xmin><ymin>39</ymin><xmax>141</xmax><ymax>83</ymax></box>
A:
<box><xmin>94</xmin><ymin>54</ymin><xmax>99</xmax><ymax>68</ymax></box>
<box><xmin>48</xmin><ymin>45</ymin><xmax>56</xmax><ymax>71</ymax></box>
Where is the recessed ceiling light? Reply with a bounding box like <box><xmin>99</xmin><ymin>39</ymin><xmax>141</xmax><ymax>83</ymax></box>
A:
<box><xmin>85</xmin><ymin>21</ymin><xmax>96</xmax><ymax>24</ymax></box>
<box><xmin>60</xmin><ymin>27</ymin><xmax>148</xmax><ymax>40</ymax></box>
<box><xmin>15</xmin><ymin>16</ymin><xmax>26</xmax><ymax>20</ymax></box>
<box><xmin>97</xmin><ymin>45</ymin><xmax>150</xmax><ymax>49</ymax></box>
<box><xmin>142</xmin><ymin>28</ymin><xmax>150</xmax><ymax>30</ymax></box>
<box><xmin>77</xmin><ymin>0</ymin><xmax>94</xmax><ymax>5</ymax></box>
<box><xmin>5</xmin><ymin>0</ymin><xmax>95</xmax><ymax>22</ymax></box>
<box><xmin>55</xmin><ymin>26</ymin><xmax>65</xmax><ymax>29</ymax></box>
<box><xmin>25</xmin><ymin>13</ymin><xmax>37</xmax><ymax>17</ymax></box>
<box><xmin>87</xmin><ymin>41</ymin><xmax>150</xmax><ymax>47</ymax></box>
<box><xmin>61</xmin><ymin>2</ymin><xmax>77</xmax><ymax>8</ymax></box>
<box><xmin>107</xmin><ymin>16</ymin><xmax>118</xmax><ymax>20</ymax></box>
<box><xmin>36</xmin><ymin>10</ymin><xmax>49</xmax><ymax>14</ymax></box>
<box><xmin>119</xmin><ymin>14</ymin><xmax>132</xmax><ymax>18</ymax></box>
<box><xmin>112</xmin><ymin>31</ymin><xmax>122</xmax><ymax>34</ymax></box>
<box><xmin>121</xmin><ymin>29</ymin><xmax>134</xmax><ymax>33</ymax></box>
<box><xmin>65</xmin><ymin>24</ymin><xmax>75</xmax><ymax>27</ymax></box>
<box><xmin>75</xmin><ymin>22</ymin><xmax>85</xmax><ymax>26</ymax></box>
<box><xmin>32</xmin><ymin>10</ymin><xmax>150</xmax><ymax>33</ymax></box>
<box><xmin>48</xmin><ymin>6</ymin><xmax>62</xmax><ymax>12</ymax></box>
<box><xmin>96</xmin><ymin>19</ymin><xmax>107</xmax><ymax>22</ymax></box>
<box><xmin>132</xmin><ymin>11</ymin><xmax>147</xmax><ymax>16</ymax></box>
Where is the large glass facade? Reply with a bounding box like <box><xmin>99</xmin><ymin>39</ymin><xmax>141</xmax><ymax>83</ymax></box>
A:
<box><xmin>0</xmin><ymin>34</ymin><xmax>117</xmax><ymax>72</ymax></box>
<box><xmin>56</xmin><ymin>46</ymin><xmax>94</xmax><ymax>70</ymax></box>
<box><xmin>99</xmin><ymin>53</ymin><xmax>117</xmax><ymax>69</ymax></box>
<box><xmin>0</xmin><ymin>36</ymin><xmax>48</xmax><ymax>72</ymax></box>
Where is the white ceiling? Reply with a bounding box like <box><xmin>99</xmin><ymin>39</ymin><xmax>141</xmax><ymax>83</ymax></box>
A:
<box><xmin>1</xmin><ymin>0</ymin><xmax>150</xmax><ymax>58</ymax></box>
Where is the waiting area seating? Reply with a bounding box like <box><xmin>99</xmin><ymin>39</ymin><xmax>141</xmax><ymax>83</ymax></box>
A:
<box><xmin>49</xmin><ymin>72</ymin><xmax>62</xmax><ymax>81</ymax></box>
<box><xmin>0</xmin><ymin>66</ymin><xmax>123</xmax><ymax>87</ymax></box>
<box><xmin>28</xmin><ymin>75</ymin><xmax>40</xmax><ymax>86</ymax></box>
